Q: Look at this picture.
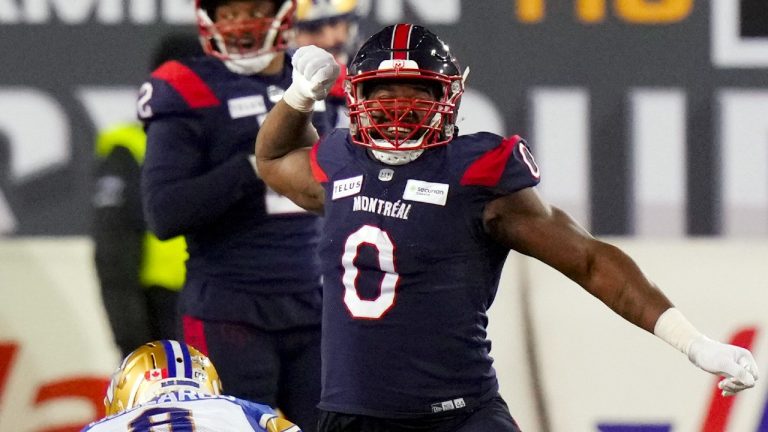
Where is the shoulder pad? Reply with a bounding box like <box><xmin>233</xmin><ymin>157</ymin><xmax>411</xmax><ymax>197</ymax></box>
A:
<box><xmin>138</xmin><ymin>60</ymin><xmax>221</xmax><ymax>122</ymax></box>
<box><xmin>456</xmin><ymin>133</ymin><xmax>541</xmax><ymax>192</ymax></box>
<box><xmin>310</xmin><ymin>129</ymin><xmax>352</xmax><ymax>183</ymax></box>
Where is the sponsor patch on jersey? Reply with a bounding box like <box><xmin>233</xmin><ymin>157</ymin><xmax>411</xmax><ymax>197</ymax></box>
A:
<box><xmin>228</xmin><ymin>95</ymin><xmax>267</xmax><ymax>119</ymax></box>
<box><xmin>378</xmin><ymin>168</ymin><xmax>394</xmax><ymax>182</ymax></box>
<box><xmin>402</xmin><ymin>179</ymin><xmax>449</xmax><ymax>206</ymax></box>
<box><xmin>332</xmin><ymin>175</ymin><xmax>363</xmax><ymax>200</ymax></box>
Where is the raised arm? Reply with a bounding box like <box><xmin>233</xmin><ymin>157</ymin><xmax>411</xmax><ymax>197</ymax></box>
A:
<box><xmin>255</xmin><ymin>45</ymin><xmax>340</xmax><ymax>214</ymax></box>
<box><xmin>485</xmin><ymin>187</ymin><xmax>758</xmax><ymax>395</ymax></box>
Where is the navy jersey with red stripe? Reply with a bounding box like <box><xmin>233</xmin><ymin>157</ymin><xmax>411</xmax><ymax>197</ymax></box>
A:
<box><xmin>310</xmin><ymin>130</ymin><xmax>541</xmax><ymax>417</ymax></box>
<box><xmin>140</xmin><ymin>55</ymin><xmax>329</xmax><ymax>326</ymax></box>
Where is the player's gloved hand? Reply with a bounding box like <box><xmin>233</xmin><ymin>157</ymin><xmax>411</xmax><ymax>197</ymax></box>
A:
<box><xmin>283</xmin><ymin>45</ymin><xmax>340</xmax><ymax>112</ymax></box>
<box><xmin>688</xmin><ymin>335</ymin><xmax>759</xmax><ymax>396</ymax></box>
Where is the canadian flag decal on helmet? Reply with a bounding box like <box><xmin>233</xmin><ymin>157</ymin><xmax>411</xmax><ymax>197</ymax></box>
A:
<box><xmin>145</xmin><ymin>368</ymin><xmax>169</xmax><ymax>381</ymax></box>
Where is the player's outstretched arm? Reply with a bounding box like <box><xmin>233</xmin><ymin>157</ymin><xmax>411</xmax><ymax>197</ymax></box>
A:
<box><xmin>255</xmin><ymin>45</ymin><xmax>340</xmax><ymax>213</ymax></box>
<box><xmin>484</xmin><ymin>188</ymin><xmax>759</xmax><ymax>395</ymax></box>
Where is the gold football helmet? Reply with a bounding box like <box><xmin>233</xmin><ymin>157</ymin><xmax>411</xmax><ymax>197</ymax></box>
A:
<box><xmin>104</xmin><ymin>340</ymin><xmax>222</xmax><ymax>416</ymax></box>
<box><xmin>294</xmin><ymin>0</ymin><xmax>359</xmax><ymax>63</ymax></box>
<box><xmin>264</xmin><ymin>416</ymin><xmax>302</xmax><ymax>432</ymax></box>
<box><xmin>296</xmin><ymin>0</ymin><xmax>357</xmax><ymax>22</ymax></box>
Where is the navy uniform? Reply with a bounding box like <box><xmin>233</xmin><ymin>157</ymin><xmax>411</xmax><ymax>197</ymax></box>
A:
<box><xmin>261</xmin><ymin>23</ymin><xmax>762</xmax><ymax>432</ymax></box>
<box><xmin>140</xmin><ymin>52</ymin><xmax>327</xmax><ymax>430</ymax></box>
<box><xmin>310</xmin><ymin>130</ymin><xmax>539</xmax><ymax>429</ymax></box>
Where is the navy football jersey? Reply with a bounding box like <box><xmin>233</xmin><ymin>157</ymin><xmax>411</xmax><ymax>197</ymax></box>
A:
<box><xmin>140</xmin><ymin>55</ymin><xmax>329</xmax><ymax>326</ymax></box>
<box><xmin>311</xmin><ymin>130</ymin><xmax>541</xmax><ymax>417</ymax></box>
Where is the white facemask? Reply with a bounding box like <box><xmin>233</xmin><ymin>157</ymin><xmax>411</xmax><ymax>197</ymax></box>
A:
<box><xmin>223</xmin><ymin>52</ymin><xmax>278</xmax><ymax>75</ymax></box>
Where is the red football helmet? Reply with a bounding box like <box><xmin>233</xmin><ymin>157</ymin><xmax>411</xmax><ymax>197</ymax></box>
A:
<box><xmin>346</xmin><ymin>24</ymin><xmax>465</xmax><ymax>153</ymax></box>
<box><xmin>196</xmin><ymin>0</ymin><xmax>296</xmax><ymax>66</ymax></box>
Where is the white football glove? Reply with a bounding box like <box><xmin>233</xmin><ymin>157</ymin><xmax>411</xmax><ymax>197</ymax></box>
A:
<box><xmin>283</xmin><ymin>45</ymin><xmax>340</xmax><ymax>112</ymax></box>
<box><xmin>688</xmin><ymin>335</ymin><xmax>759</xmax><ymax>396</ymax></box>
<box><xmin>654</xmin><ymin>308</ymin><xmax>759</xmax><ymax>396</ymax></box>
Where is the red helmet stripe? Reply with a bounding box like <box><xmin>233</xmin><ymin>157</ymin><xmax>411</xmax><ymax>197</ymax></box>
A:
<box><xmin>151</xmin><ymin>61</ymin><xmax>220</xmax><ymax>109</ymax></box>
<box><xmin>391</xmin><ymin>24</ymin><xmax>413</xmax><ymax>60</ymax></box>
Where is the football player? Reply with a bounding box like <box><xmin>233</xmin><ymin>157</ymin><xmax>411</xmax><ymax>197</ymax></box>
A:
<box><xmin>139</xmin><ymin>1</ymin><xmax>327</xmax><ymax>431</ymax></box>
<box><xmin>291</xmin><ymin>0</ymin><xmax>360</xmax><ymax>127</ymax></box>
<box><xmin>254</xmin><ymin>24</ymin><xmax>760</xmax><ymax>431</ymax></box>
<box><xmin>293</xmin><ymin>0</ymin><xmax>359</xmax><ymax>64</ymax></box>
<box><xmin>82</xmin><ymin>340</ymin><xmax>301</xmax><ymax>431</ymax></box>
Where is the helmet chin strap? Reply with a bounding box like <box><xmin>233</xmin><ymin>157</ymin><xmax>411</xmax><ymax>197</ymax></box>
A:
<box><xmin>224</xmin><ymin>52</ymin><xmax>278</xmax><ymax>75</ymax></box>
<box><xmin>370</xmin><ymin>148</ymin><xmax>424</xmax><ymax>165</ymax></box>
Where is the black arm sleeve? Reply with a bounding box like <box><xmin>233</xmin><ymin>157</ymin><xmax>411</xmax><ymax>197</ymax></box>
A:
<box><xmin>141</xmin><ymin>116</ymin><xmax>260</xmax><ymax>240</ymax></box>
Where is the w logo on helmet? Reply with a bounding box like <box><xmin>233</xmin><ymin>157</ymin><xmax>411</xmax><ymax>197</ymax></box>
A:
<box><xmin>393</xmin><ymin>59</ymin><xmax>406</xmax><ymax>70</ymax></box>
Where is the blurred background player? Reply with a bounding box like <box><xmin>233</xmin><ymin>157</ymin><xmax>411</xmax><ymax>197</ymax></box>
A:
<box><xmin>139</xmin><ymin>1</ymin><xmax>327</xmax><ymax>430</ymax></box>
<box><xmin>92</xmin><ymin>32</ymin><xmax>202</xmax><ymax>358</ymax></box>
<box><xmin>82</xmin><ymin>340</ymin><xmax>302</xmax><ymax>431</ymax></box>
<box><xmin>292</xmin><ymin>0</ymin><xmax>360</xmax><ymax>127</ymax></box>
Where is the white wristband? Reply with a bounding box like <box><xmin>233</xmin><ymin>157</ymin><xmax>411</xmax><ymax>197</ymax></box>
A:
<box><xmin>653</xmin><ymin>308</ymin><xmax>705</xmax><ymax>357</ymax></box>
<box><xmin>282</xmin><ymin>83</ymin><xmax>316</xmax><ymax>113</ymax></box>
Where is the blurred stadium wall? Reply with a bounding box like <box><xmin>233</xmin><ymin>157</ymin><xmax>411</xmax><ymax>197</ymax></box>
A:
<box><xmin>1</xmin><ymin>0</ymin><xmax>767</xmax><ymax>236</ymax></box>
<box><xmin>2</xmin><ymin>239</ymin><xmax>767</xmax><ymax>431</ymax></box>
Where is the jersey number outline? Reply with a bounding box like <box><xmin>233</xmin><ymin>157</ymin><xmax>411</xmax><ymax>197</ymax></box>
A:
<box><xmin>341</xmin><ymin>225</ymin><xmax>400</xmax><ymax>319</ymax></box>
<box><xmin>137</xmin><ymin>82</ymin><xmax>153</xmax><ymax>119</ymax></box>
<box><xmin>129</xmin><ymin>406</ymin><xmax>194</xmax><ymax>431</ymax></box>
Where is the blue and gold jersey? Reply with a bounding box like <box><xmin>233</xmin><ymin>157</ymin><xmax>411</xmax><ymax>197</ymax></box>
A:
<box><xmin>311</xmin><ymin>130</ymin><xmax>541</xmax><ymax>417</ymax></box>
<box><xmin>82</xmin><ymin>391</ymin><xmax>300</xmax><ymax>431</ymax></box>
